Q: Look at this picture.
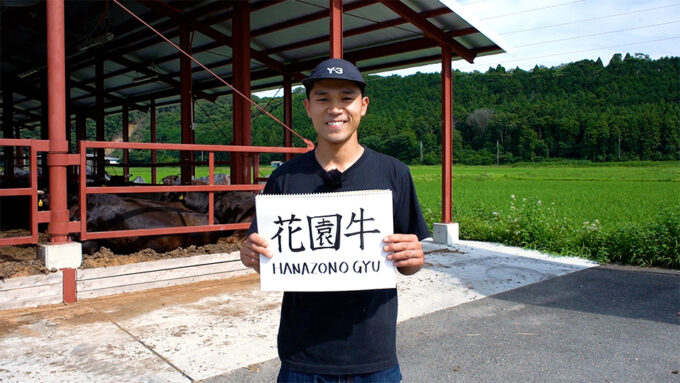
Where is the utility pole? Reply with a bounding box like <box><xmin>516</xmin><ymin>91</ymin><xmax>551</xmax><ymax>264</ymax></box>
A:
<box><xmin>496</xmin><ymin>139</ymin><xmax>500</xmax><ymax>165</ymax></box>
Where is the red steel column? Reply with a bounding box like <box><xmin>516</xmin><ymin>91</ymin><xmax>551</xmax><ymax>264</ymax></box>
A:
<box><xmin>330</xmin><ymin>0</ymin><xmax>343</xmax><ymax>58</ymax></box>
<box><xmin>441</xmin><ymin>48</ymin><xmax>453</xmax><ymax>223</ymax></box>
<box><xmin>283</xmin><ymin>75</ymin><xmax>293</xmax><ymax>162</ymax></box>
<box><xmin>232</xmin><ymin>2</ymin><xmax>251</xmax><ymax>184</ymax></box>
<box><xmin>65</xmin><ymin>78</ymin><xmax>72</xmax><ymax>154</ymax></box>
<box><xmin>150</xmin><ymin>99</ymin><xmax>157</xmax><ymax>184</ymax></box>
<box><xmin>46</xmin><ymin>0</ymin><xmax>69</xmax><ymax>243</ymax></box>
<box><xmin>2</xmin><ymin>84</ymin><xmax>14</xmax><ymax>180</ymax></box>
<box><xmin>95</xmin><ymin>53</ymin><xmax>105</xmax><ymax>181</ymax></box>
<box><xmin>47</xmin><ymin>0</ymin><xmax>76</xmax><ymax>303</ymax></box>
<box><xmin>41</xmin><ymin>72</ymin><xmax>49</xmax><ymax>176</ymax></box>
<box><xmin>75</xmin><ymin>113</ymin><xmax>86</xmax><ymax>149</ymax></box>
<box><xmin>75</xmin><ymin>112</ymin><xmax>85</xmax><ymax>183</ymax></box>
<box><xmin>180</xmin><ymin>24</ymin><xmax>193</xmax><ymax>185</ymax></box>
<box><xmin>14</xmin><ymin>125</ymin><xmax>23</xmax><ymax>167</ymax></box>
<box><xmin>122</xmin><ymin>105</ymin><xmax>129</xmax><ymax>178</ymax></box>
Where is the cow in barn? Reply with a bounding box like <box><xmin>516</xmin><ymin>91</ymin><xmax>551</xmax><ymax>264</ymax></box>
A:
<box><xmin>162</xmin><ymin>175</ymin><xmax>181</xmax><ymax>185</ymax></box>
<box><xmin>214</xmin><ymin>192</ymin><xmax>255</xmax><ymax>226</ymax></box>
<box><xmin>69</xmin><ymin>191</ymin><xmax>255</xmax><ymax>255</ymax></box>
<box><xmin>70</xmin><ymin>194</ymin><xmax>219</xmax><ymax>255</ymax></box>
<box><xmin>160</xmin><ymin>191</ymin><xmax>255</xmax><ymax>222</ymax></box>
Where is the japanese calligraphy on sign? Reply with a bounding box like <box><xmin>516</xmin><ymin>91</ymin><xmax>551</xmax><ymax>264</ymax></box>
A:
<box><xmin>256</xmin><ymin>190</ymin><xmax>395</xmax><ymax>292</ymax></box>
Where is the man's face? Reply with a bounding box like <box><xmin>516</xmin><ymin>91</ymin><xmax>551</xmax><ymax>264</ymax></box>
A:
<box><xmin>304</xmin><ymin>79</ymin><xmax>369</xmax><ymax>147</ymax></box>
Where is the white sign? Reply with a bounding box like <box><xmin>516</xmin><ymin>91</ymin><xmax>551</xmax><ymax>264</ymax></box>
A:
<box><xmin>256</xmin><ymin>190</ymin><xmax>395</xmax><ymax>292</ymax></box>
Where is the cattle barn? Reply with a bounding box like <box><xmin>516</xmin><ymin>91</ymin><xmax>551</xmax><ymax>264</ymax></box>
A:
<box><xmin>0</xmin><ymin>0</ymin><xmax>506</xmax><ymax>304</ymax></box>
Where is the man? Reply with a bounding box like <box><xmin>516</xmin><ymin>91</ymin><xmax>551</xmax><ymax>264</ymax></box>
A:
<box><xmin>240</xmin><ymin>58</ymin><xmax>430</xmax><ymax>382</ymax></box>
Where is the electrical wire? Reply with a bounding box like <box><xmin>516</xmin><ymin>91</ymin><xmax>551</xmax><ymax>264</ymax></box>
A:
<box><xmin>502</xmin><ymin>3</ymin><xmax>680</xmax><ymax>35</ymax></box>
<box><xmin>252</xmin><ymin>87</ymin><xmax>283</xmax><ymax>126</ymax></box>
<box><xmin>194</xmin><ymin>101</ymin><xmax>231</xmax><ymax>141</ymax></box>
<box><xmin>113</xmin><ymin>0</ymin><xmax>313</xmax><ymax>147</ymax></box>
<box><xmin>481</xmin><ymin>0</ymin><xmax>586</xmax><ymax>20</ymax></box>
<box><xmin>515</xmin><ymin>20</ymin><xmax>680</xmax><ymax>48</ymax></box>
<box><xmin>455</xmin><ymin>35</ymin><xmax>680</xmax><ymax>71</ymax></box>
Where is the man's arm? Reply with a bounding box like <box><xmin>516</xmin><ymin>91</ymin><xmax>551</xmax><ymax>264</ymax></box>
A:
<box><xmin>383</xmin><ymin>234</ymin><xmax>424</xmax><ymax>275</ymax></box>
<box><xmin>240</xmin><ymin>232</ymin><xmax>272</xmax><ymax>274</ymax></box>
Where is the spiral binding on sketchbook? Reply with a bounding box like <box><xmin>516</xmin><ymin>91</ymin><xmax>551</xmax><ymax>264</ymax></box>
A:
<box><xmin>255</xmin><ymin>190</ymin><xmax>392</xmax><ymax>199</ymax></box>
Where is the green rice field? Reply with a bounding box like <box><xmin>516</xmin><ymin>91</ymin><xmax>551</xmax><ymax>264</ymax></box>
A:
<box><xmin>113</xmin><ymin>161</ymin><xmax>680</xmax><ymax>268</ymax></box>
<box><xmin>410</xmin><ymin>161</ymin><xmax>680</xmax><ymax>230</ymax></box>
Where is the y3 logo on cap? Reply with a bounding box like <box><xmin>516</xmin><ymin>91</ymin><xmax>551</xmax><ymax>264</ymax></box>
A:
<box><xmin>326</xmin><ymin>67</ymin><xmax>344</xmax><ymax>75</ymax></box>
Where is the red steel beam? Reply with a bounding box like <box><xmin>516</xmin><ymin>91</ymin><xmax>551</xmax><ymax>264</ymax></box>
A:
<box><xmin>75</xmin><ymin>113</ymin><xmax>86</xmax><ymax>147</ymax></box>
<box><xmin>95</xmin><ymin>54</ymin><xmax>106</xmax><ymax>181</ymax></box>
<box><xmin>251</xmin><ymin>1</ymin><xmax>373</xmax><ymax>38</ymax></box>
<box><xmin>122</xmin><ymin>105</ymin><xmax>130</xmax><ymax>178</ymax></box>
<box><xmin>330</xmin><ymin>0</ymin><xmax>343</xmax><ymax>58</ymax></box>
<box><xmin>104</xmin><ymin>40</ymin><xmax>223</xmax><ymax>81</ymax></box>
<box><xmin>377</xmin><ymin>0</ymin><xmax>476</xmax><ymax>63</ymax></box>
<box><xmin>283</xmin><ymin>75</ymin><xmax>293</xmax><ymax>162</ymax></box>
<box><xmin>2</xmin><ymin>85</ymin><xmax>15</xmax><ymax>180</ymax></box>
<box><xmin>41</xmin><ymin>73</ymin><xmax>49</xmax><ymax>178</ymax></box>
<box><xmin>62</xmin><ymin>268</ymin><xmax>77</xmax><ymax>303</ymax></box>
<box><xmin>232</xmin><ymin>2</ymin><xmax>251</xmax><ymax>185</ymax></box>
<box><xmin>82</xmin><ymin>223</ymin><xmax>252</xmax><ymax>241</ymax></box>
<box><xmin>208</xmin><ymin>152</ymin><xmax>215</xmax><ymax>225</ymax></box>
<box><xmin>0</xmin><ymin>144</ymin><xmax>47</xmax><ymax>252</ymax></box>
<box><xmin>65</xmin><ymin>79</ymin><xmax>72</xmax><ymax>154</ymax></box>
<box><xmin>69</xmin><ymin>1</ymin><xmax>227</xmax><ymax>71</ymax></box>
<box><xmin>46</xmin><ymin>0</ymin><xmax>70</xmax><ymax>244</ymax></box>
<box><xmin>115</xmin><ymin>41</ymin><xmax>500</xmax><ymax>109</ymax></box>
<box><xmin>197</xmin><ymin>0</ymin><xmax>283</xmax><ymax>28</ymax></box>
<box><xmin>134</xmin><ymin>0</ymin><xmax>304</xmax><ymax>81</ymax></box>
<box><xmin>46</xmin><ymin>0</ymin><xmax>76</xmax><ymax>304</ymax></box>
<box><xmin>180</xmin><ymin>24</ymin><xmax>193</xmax><ymax>185</ymax></box>
<box><xmin>110</xmin><ymin>56</ymin><xmax>217</xmax><ymax>103</ymax></box>
<box><xmin>81</xmin><ymin>140</ymin><xmax>312</xmax><ymax>154</ymax></box>
<box><xmin>263</xmin><ymin>7</ymin><xmax>452</xmax><ymax>56</ymax></box>
<box><xmin>441</xmin><ymin>48</ymin><xmax>453</xmax><ymax>223</ymax></box>
<box><xmin>75</xmin><ymin>138</ymin><xmax>313</xmax><ymax>242</ymax></box>
<box><xmin>86</xmin><ymin>184</ymin><xmax>264</xmax><ymax>195</ymax></box>
<box><xmin>286</xmin><ymin>36</ymin><xmax>438</xmax><ymax>73</ymax></box>
<box><xmin>69</xmin><ymin>78</ymin><xmax>148</xmax><ymax>113</ymax></box>
<box><xmin>150</xmin><ymin>99</ymin><xmax>157</xmax><ymax>184</ymax></box>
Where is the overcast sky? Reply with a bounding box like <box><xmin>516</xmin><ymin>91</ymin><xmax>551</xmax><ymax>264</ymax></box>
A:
<box><xmin>381</xmin><ymin>0</ymin><xmax>680</xmax><ymax>75</ymax></box>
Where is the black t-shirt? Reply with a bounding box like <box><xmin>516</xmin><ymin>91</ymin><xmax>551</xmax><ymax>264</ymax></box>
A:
<box><xmin>249</xmin><ymin>147</ymin><xmax>430</xmax><ymax>375</ymax></box>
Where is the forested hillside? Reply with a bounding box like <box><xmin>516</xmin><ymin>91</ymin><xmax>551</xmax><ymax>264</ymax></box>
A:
<box><xmin>103</xmin><ymin>53</ymin><xmax>679</xmax><ymax>165</ymax></box>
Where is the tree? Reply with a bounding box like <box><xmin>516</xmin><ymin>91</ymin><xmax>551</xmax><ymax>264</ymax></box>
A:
<box><xmin>518</xmin><ymin>126</ymin><xmax>539</xmax><ymax>161</ymax></box>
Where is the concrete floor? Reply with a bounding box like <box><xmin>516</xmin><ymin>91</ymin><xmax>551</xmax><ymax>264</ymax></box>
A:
<box><xmin>0</xmin><ymin>240</ymin><xmax>598</xmax><ymax>382</ymax></box>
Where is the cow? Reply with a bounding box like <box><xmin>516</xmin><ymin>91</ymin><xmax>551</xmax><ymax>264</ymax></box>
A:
<box><xmin>162</xmin><ymin>175</ymin><xmax>180</xmax><ymax>185</ymax></box>
<box><xmin>214</xmin><ymin>192</ymin><xmax>255</xmax><ymax>225</ymax></box>
<box><xmin>160</xmin><ymin>191</ymin><xmax>255</xmax><ymax>220</ymax></box>
<box><xmin>70</xmin><ymin>194</ymin><xmax>219</xmax><ymax>255</ymax></box>
<box><xmin>69</xmin><ymin>191</ymin><xmax>255</xmax><ymax>255</ymax></box>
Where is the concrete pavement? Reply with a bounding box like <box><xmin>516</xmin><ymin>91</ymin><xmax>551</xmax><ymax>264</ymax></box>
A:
<box><xmin>4</xmin><ymin>239</ymin><xmax>654</xmax><ymax>382</ymax></box>
<box><xmin>218</xmin><ymin>264</ymin><xmax>680</xmax><ymax>382</ymax></box>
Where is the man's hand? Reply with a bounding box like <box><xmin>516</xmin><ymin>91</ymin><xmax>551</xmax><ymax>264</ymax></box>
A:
<box><xmin>240</xmin><ymin>233</ymin><xmax>272</xmax><ymax>273</ymax></box>
<box><xmin>383</xmin><ymin>234</ymin><xmax>424</xmax><ymax>275</ymax></box>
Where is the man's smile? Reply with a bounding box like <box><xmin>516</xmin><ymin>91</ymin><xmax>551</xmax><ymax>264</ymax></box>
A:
<box><xmin>326</xmin><ymin>121</ymin><xmax>346</xmax><ymax>127</ymax></box>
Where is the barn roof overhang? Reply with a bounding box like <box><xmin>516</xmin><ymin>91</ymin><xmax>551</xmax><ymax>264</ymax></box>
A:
<box><xmin>0</xmin><ymin>0</ymin><xmax>508</xmax><ymax>129</ymax></box>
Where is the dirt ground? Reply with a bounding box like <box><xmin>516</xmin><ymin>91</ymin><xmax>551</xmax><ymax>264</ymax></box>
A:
<box><xmin>0</xmin><ymin>229</ymin><xmax>244</xmax><ymax>280</ymax></box>
<box><xmin>0</xmin><ymin>273</ymin><xmax>261</xmax><ymax>337</ymax></box>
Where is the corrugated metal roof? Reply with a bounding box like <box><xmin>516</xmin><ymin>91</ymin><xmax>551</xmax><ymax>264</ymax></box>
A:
<box><xmin>0</xmin><ymin>0</ymin><xmax>507</xmax><ymax>128</ymax></box>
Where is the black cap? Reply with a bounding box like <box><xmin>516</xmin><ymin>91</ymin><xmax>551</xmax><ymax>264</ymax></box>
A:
<box><xmin>302</xmin><ymin>58</ymin><xmax>366</xmax><ymax>91</ymax></box>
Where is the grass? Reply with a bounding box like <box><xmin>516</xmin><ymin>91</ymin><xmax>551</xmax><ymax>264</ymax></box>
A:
<box><xmin>106</xmin><ymin>166</ymin><xmax>234</xmax><ymax>183</ymax></box>
<box><xmin>112</xmin><ymin>161</ymin><xmax>680</xmax><ymax>268</ymax></box>
<box><xmin>410</xmin><ymin>161</ymin><xmax>680</xmax><ymax>230</ymax></box>
<box><xmin>411</xmin><ymin>161</ymin><xmax>680</xmax><ymax>268</ymax></box>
